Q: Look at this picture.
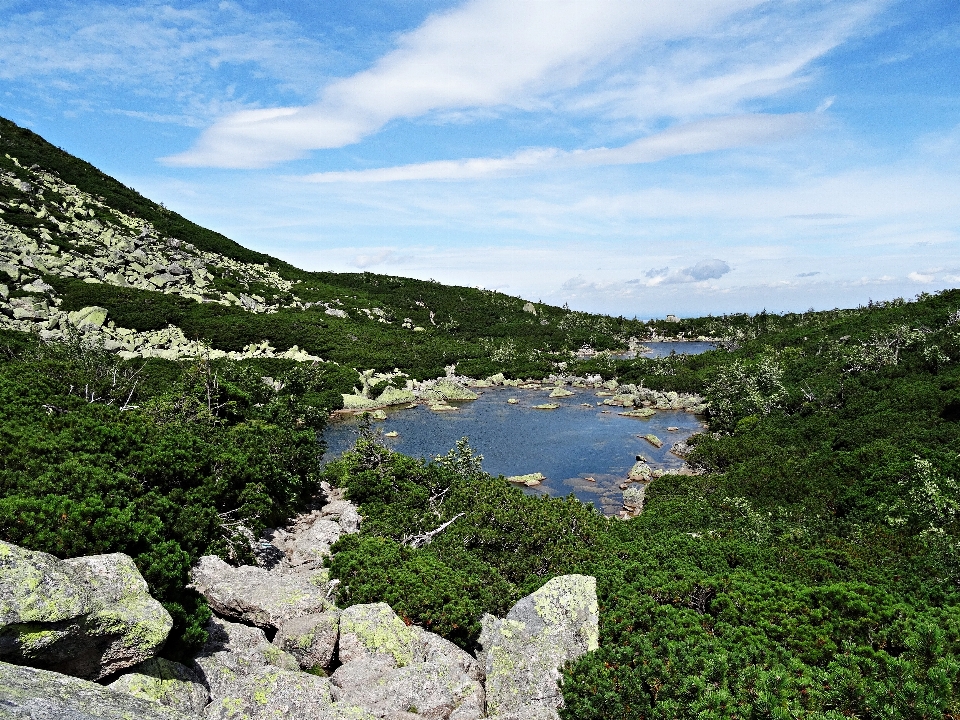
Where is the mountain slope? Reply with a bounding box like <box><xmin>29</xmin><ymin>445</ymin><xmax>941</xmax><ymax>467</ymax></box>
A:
<box><xmin>0</xmin><ymin>116</ymin><xmax>654</xmax><ymax>380</ymax></box>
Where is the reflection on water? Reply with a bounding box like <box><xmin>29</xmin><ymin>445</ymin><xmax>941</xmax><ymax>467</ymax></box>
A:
<box><xmin>613</xmin><ymin>341</ymin><xmax>717</xmax><ymax>360</ymax></box>
<box><xmin>323</xmin><ymin>387</ymin><xmax>704</xmax><ymax>516</ymax></box>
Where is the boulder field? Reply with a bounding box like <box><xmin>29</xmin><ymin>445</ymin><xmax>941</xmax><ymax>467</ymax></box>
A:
<box><xmin>0</xmin><ymin>485</ymin><xmax>599</xmax><ymax>720</ymax></box>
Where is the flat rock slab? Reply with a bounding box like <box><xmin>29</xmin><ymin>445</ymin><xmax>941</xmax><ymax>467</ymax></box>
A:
<box><xmin>479</xmin><ymin>575</ymin><xmax>598</xmax><ymax>718</ymax></box>
<box><xmin>0</xmin><ymin>660</ymin><xmax>195</xmax><ymax>720</ymax></box>
<box><xmin>189</xmin><ymin>555</ymin><xmax>332</xmax><ymax>630</ymax></box>
<box><xmin>107</xmin><ymin>657</ymin><xmax>209</xmax><ymax>715</ymax></box>
<box><xmin>0</xmin><ymin>541</ymin><xmax>172</xmax><ymax>681</ymax></box>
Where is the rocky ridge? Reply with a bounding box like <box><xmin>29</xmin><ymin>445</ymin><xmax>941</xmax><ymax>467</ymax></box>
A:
<box><xmin>0</xmin><ymin>157</ymin><xmax>419</xmax><ymax>363</ymax></box>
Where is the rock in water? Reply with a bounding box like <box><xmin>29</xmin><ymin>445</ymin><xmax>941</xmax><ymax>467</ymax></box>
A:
<box><xmin>107</xmin><ymin>657</ymin><xmax>209</xmax><ymax>714</ymax></box>
<box><xmin>431</xmin><ymin>379</ymin><xmax>479</xmax><ymax>401</ymax></box>
<box><xmin>188</xmin><ymin>555</ymin><xmax>332</xmax><ymax>630</ymax></box>
<box><xmin>0</xmin><ymin>661</ymin><xmax>195</xmax><ymax>720</ymax></box>
<box><xmin>478</xmin><ymin>574</ymin><xmax>599</xmax><ymax>719</ymax></box>
<box><xmin>548</xmin><ymin>387</ymin><xmax>574</xmax><ymax>398</ymax></box>
<box><xmin>0</xmin><ymin>541</ymin><xmax>172</xmax><ymax>681</ymax></box>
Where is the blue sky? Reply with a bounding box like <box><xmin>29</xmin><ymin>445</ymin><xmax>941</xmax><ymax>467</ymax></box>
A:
<box><xmin>2</xmin><ymin>0</ymin><xmax>958</xmax><ymax>317</ymax></box>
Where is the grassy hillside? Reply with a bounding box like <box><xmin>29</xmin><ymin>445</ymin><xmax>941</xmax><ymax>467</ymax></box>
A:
<box><xmin>0</xmin><ymin>115</ymin><xmax>645</xmax><ymax>380</ymax></box>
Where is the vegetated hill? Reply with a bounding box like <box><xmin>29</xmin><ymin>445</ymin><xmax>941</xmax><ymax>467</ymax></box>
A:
<box><xmin>326</xmin><ymin>289</ymin><xmax>960</xmax><ymax>717</ymax></box>
<box><xmin>0</xmin><ymin>115</ymin><xmax>652</xmax><ymax>380</ymax></box>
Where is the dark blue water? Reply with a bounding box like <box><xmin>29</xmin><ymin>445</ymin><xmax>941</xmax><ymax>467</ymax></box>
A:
<box><xmin>642</xmin><ymin>341</ymin><xmax>716</xmax><ymax>357</ymax></box>
<box><xmin>323</xmin><ymin>387</ymin><xmax>704</xmax><ymax>515</ymax></box>
<box><xmin>613</xmin><ymin>341</ymin><xmax>716</xmax><ymax>360</ymax></box>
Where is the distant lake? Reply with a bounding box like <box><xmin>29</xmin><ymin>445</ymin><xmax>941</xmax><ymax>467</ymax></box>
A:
<box><xmin>612</xmin><ymin>341</ymin><xmax>717</xmax><ymax>360</ymax></box>
<box><xmin>323</xmin><ymin>387</ymin><xmax>704</xmax><ymax>516</ymax></box>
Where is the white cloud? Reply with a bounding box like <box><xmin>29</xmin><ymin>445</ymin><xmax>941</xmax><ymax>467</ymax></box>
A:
<box><xmin>353</xmin><ymin>249</ymin><xmax>414</xmax><ymax>268</ymax></box>
<box><xmin>167</xmin><ymin>0</ymin><xmax>875</xmax><ymax>168</ymax></box>
<box><xmin>302</xmin><ymin>113</ymin><xmax>818</xmax><ymax>182</ymax></box>
<box><xmin>0</xmin><ymin>1</ymin><xmax>327</xmax><ymax>123</ymax></box>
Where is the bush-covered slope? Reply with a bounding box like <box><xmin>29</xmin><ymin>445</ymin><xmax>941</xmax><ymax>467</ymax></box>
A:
<box><xmin>0</xmin><ymin>115</ymin><xmax>645</xmax><ymax>379</ymax></box>
<box><xmin>322</xmin><ymin>290</ymin><xmax>960</xmax><ymax>717</ymax></box>
<box><xmin>0</xmin><ymin>330</ymin><xmax>355</xmax><ymax>657</ymax></box>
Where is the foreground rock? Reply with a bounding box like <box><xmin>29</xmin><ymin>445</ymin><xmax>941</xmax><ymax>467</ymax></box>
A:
<box><xmin>0</xmin><ymin>541</ymin><xmax>172</xmax><ymax>680</ymax></box>
<box><xmin>0</xmin><ymin>660</ymin><xmax>194</xmax><ymax>720</ymax></box>
<box><xmin>188</xmin><ymin>555</ymin><xmax>333</xmax><ymax>630</ymax></box>
<box><xmin>107</xmin><ymin>657</ymin><xmax>209</xmax><ymax>714</ymax></box>
<box><xmin>333</xmin><ymin>603</ymin><xmax>485</xmax><ymax>720</ymax></box>
<box><xmin>191</xmin><ymin>616</ymin><xmax>350</xmax><ymax>720</ymax></box>
<box><xmin>478</xmin><ymin>575</ymin><xmax>599</xmax><ymax>719</ymax></box>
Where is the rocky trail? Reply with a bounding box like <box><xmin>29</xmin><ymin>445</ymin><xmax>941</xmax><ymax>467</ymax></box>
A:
<box><xmin>0</xmin><ymin>483</ymin><xmax>599</xmax><ymax>720</ymax></box>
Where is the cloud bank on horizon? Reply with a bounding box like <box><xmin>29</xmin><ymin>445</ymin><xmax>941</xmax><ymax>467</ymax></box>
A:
<box><xmin>1</xmin><ymin>0</ymin><xmax>958</xmax><ymax>316</ymax></box>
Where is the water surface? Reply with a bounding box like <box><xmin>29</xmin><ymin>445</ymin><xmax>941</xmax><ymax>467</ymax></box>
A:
<box><xmin>324</xmin><ymin>387</ymin><xmax>703</xmax><ymax>515</ymax></box>
<box><xmin>613</xmin><ymin>341</ymin><xmax>716</xmax><ymax>359</ymax></box>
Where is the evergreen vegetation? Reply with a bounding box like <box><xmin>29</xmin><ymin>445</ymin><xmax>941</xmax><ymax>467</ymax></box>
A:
<box><xmin>323</xmin><ymin>290</ymin><xmax>960</xmax><ymax>717</ymax></box>
<box><xmin>1</xmin><ymin>116</ymin><xmax>958</xmax><ymax>714</ymax></box>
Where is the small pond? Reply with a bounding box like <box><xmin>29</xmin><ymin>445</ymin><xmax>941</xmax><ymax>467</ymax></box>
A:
<box><xmin>323</xmin><ymin>387</ymin><xmax>704</xmax><ymax>516</ymax></box>
<box><xmin>613</xmin><ymin>341</ymin><xmax>717</xmax><ymax>360</ymax></box>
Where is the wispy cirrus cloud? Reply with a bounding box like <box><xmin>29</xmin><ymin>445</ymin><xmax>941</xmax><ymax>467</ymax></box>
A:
<box><xmin>301</xmin><ymin>112</ymin><xmax>819</xmax><ymax>182</ymax></box>
<box><xmin>167</xmin><ymin>0</ymin><xmax>881</xmax><ymax>168</ymax></box>
<box><xmin>0</xmin><ymin>0</ymin><xmax>328</xmax><ymax>123</ymax></box>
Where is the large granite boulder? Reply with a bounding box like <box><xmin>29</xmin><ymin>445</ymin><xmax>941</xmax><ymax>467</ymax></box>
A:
<box><xmin>107</xmin><ymin>657</ymin><xmax>209</xmax><ymax>714</ymax></box>
<box><xmin>192</xmin><ymin>617</ymin><xmax>350</xmax><ymax>720</ymax></box>
<box><xmin>427</xmin><ymin>380</ymin><xmax>479</xmax><ymax>402</ymax></box>
<box><xmin>272</xmin><ymin>611</ymin><xmax>340</xmax><ymax>672</ymax></box>
<box><xmin>332</xmin><ymin>603</ymin><xmax>484</xmax><ymax>720</ymax></box>
<box><xmin>0</xmin><ymin>661</ymin><xmax>195</xmax><ymax>720</ymax></box>
<box><xmin>188</xmin><ymin>555</ymin><xmax>332</xmax><ymax>630</ymax></box>
<box><xmin>0</xmin><ymin>541</ymin><xmax>172</xmax><ymax>681</ymax></box>
<box><xmin>478</xmin><ymin>575</ymin><xmax>598</xmax><ymax>719</ymax></box>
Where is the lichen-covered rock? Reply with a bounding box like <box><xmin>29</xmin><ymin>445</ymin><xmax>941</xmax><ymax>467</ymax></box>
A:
<box><xmin>320</xmin><ymin>500</ymin><xmax>362</xmax><ymax>534</ymax></box>
<box><xmin>0</xmin><ymin>660</ymin><xmax>196</xmax><ymax>720</ymax></box>
<box><xmin>478</xmin><ymin>575</ymin><xmax>598</xmax><ymax>718</ymax></box>
<box><xmin>272</xmin><ymin>612</ymin><xmax>340</xmax><ymax>672</ymax></box>
<box><xmin>188</xmin><ymin>556</ymin><xmax>332</xmax><ymax>630</ymax></box>
<box><xmin>548</xmin><ymin>387</ymin><xmax>574</xmax><ymax>398</ymax></box>
<box><xmin>286</xmin><ymin>519</ymin><xmax>344</xmax><ymax>569</ymax></box>
<box><xmin>377</xmin><ymin>385</ymin><xmax>416</xmax><ymax>406</ymax></box>
<box><xmin>333</xmin><ymin>603</ymin><xmax>484</xmax><ymax>719</ymax></box>
<box><xmin>192</xmin><ymin>617</ymin><xmax>357</xmax><ymax>720</ymax></box>
<box><xmin>67</xmin><ymin>305</ymin><xmax>108</xmax><ymax>329</ymax></box>
<box><xmin>628</xmin><ymin>460</ymin><xmax>652</xmax><ymax>482</ymax></box>
<box><xmin>0</xmin><ymin>541</ymin><xmax>172</xmax><ymax>681</ymax></box>
<box><xmin>506</xmin><ymin>473</ymin><xmax>545</xmax><ymax>487</ymax></box>
<box><xmin>108</xmin><ymin>657</ymin><xmax>209</xmax><ymax>714</ymax></box>
<box><xmin>430</xmin><ymin>379</ymin><xmax>479</xmax><ymax>402</ymax></box>
<box><xmin>619</xmin><ymin>408</ymin><xmax>656</xmax><ymax>419</ymax></box>
<box><xmin>338</xmin><ymin>603</ymin><xmax>418</xmax><ymax>667</ymax></box>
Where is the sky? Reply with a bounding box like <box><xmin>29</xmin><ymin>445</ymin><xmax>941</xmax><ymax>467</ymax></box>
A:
<box><xmin>1</xmin><ymin>0</ymin><xmax>959</xmax><ymax>317</ymax></box>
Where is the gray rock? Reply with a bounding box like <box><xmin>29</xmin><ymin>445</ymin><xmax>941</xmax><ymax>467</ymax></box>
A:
<box><xmin>188</xmin><ymin>556</ymin><xmax>332</xmax><ymax>630</ymax></box>
<box><xmin>287</xmin><ymin>519</ymin><xmax>343</xmax><ymax>569</ymax></box>
<box><xmin>272</xmin><ymin>612</ymin><xmax>340</xmax><ymax>672</ymax></box>
<box><xmin>107</xmin><ymin>657</ymin><xmax>209</xmax><ymax>714</ymax></box>
<box><xmin>193</xmin><ymin>617</ymin><xmax>346</xmax><ymax>720</ymax></box>
<box><xmin>166</xmin><ymin>263</ymin><xmax>187</xmax><ymax>276</ymax></box>
<box><xmin>0</xmin><ymin>541</ymin><xmax>172</xmax><ymax>681</ymax></box>
<box><xmin>0</xmin><ymin>660</ymin><xmax>195</xmax><ymax>720</ymax></box>
<box><xmin>333</xmin><ymin>603</ymin><xmax>484</xmax><ymax>719</ymax></box>
<box><xmin>478</xmin><ymin>575</ymin><xmax>598</xmax><ymax>718</ymax></box>
<box><xmin>320</xmin><ymin>500</ymin><xmax>361</xmax><ymax>534</ymax></box>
